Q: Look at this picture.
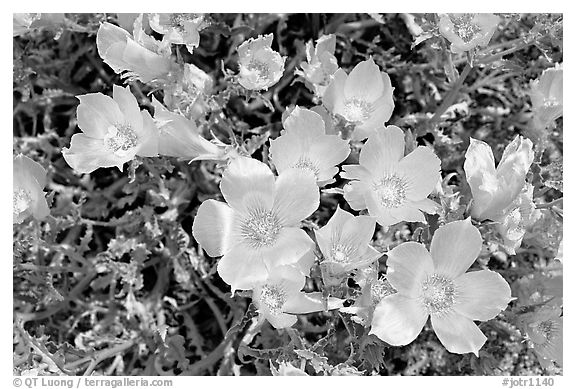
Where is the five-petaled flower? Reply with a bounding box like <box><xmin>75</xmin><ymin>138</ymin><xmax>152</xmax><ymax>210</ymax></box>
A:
<box><xmin>148</xmin><ymin>13</ymin><xmax>207</xmax><ymax>54</ymax></box>
<box><xmin>530</xmin><ymin>64</ymin><xmax>563</xmax><ymax>130</ymax></box>
<box><xmin>438</xmin><ymin>13</ymin><xmax>501</xmax><ymax>54</ymax></box>
<box><xmin>97</xmin><ymin>15</ymin><xmax>174</xmax><ymax>83</ymax></box>
<box><xmin>63</xmin><ymin>85</ymin><xmax>159</xmax><ymax>174</ymax></box>
<box><xmin>269</xmin><ymin>106</ymin><xmax>350</xmax><ymax>187</ymax></box>
<box><xmin>237</xmin><ymin>34</ymin><xmax>285</xmax><ymax>91</ymax></box>
<box><xmin>370</xmin><ymin>219</ymin><xmax>512</xmax><ymax>355</ymax></box>
<box><xmin>523</xmin><ymin>306</ymin><xmax>563</xmax><ymax>369</ymax></box>
<box><xmin>192</xmin><ymin>157</ymin><xmax>319</xmax><ymax>292</ymax></box>
<box><xmin>315</xmin><ymin>206</ymin><xmax>381</xmax><ymax>279</ymax></box>
<box><xmin>464</xmin><ymin>135</ymin><xmax>534</xmax><ymax>222</ymax></box>
<box><xmin>295</xmin><ymin>34</ymin><xmax>339</xmax><ymax>97</ymax></box>
<box><xmin>252</xmin><ymin>265</ymin><xmax>343</xmax><ymax>329</ymax></box>
<box><xmin>322</xmin><ymin>57</ymin><xmax>394</xmax><ymax>140</ymax></box>
<box><xmin>13</xmin><ymin>154</ymin><xmax>50</xmax><ymax>224</ymax></box>
<box><xmin>341</xmin><ymin>125</ymin><xmax>440</xmax><ymax>228</ymax></box>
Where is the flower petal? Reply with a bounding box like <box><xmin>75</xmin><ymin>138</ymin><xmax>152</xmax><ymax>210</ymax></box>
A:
<box><xmin>397</xmin><ymin>146</ymin><xmax>441</xmax><ymax>201</ymax></box>
<box><xmin>314</xmin><ymin>206</ymin><xmax>354</xmax><ymax>257</ymax></box>
<box><xmin>386</xmin><ymin>241</ymin><xmax>434</xmax><ymax>297</ymax></box>
<box><xmin>344</xmin><ymin>58</ymin><xmax>384</xmax><ymax>102</ymax></box>
<box><xmin>217</xmin><ymin>246</ymin><xmax>269</xmax><ymax>292</ymax></box>
<box><xmin>430</xmin><ymin>219</ymin><xmax>482</xmax><ymax>278</ymax></box>
<box><xmin>262</xmin><ymin>227</ymin><xmax>315</xmax><ymax>268</ymax></box>
<box><xmin>112</xmin><ymin>84</ymin><xmax>142</xmax><ymax>131</ymax></box>
<box><xmin>322</xmin><ymin>68</ymin><xmax>347</xmax><ymax>113</ymax></box>
<box><xmin>370</xmin><ymin>294</ymin><xmax>428</xmax><ymax>346</ymax></box>
<box><xmin>284</xmin><ymin>292</ymin><xmax>344</xmax><ymax>314</ymax></box>
<box><xmin>283</xmin><ymin>106</ymin><xmax>326</xmax><ymax>136</ymax></box>
<box><xmin>453</xmin><ymin>270</ymin><xmax>512</xmax><ymax>321</ymax></box>
<box><xmin>343</xmin><ymin>181</ymin><xmax>369</xmax><ymax>211</ymax></box>
<box><xmin>16</xmin><ymin>154</ymin><xmax>47</xmax><ymax>188</ymax></box>
<box><xmin>76</xmin><ymin>93</ymin><xmax>124</xmax><ymax>138</ymax></box>
<box><xmin>464</xmin><ymin>138</ymin><xmax>499</xmax><ymax>220</ymax></box>
<box><xmin>389</xmin><ymin>203</ymin><xmax>427</xmax><ymax>224</ymax></box>
<box><xmin>264</xmin><ymin>312</ymin><xmax>298</xmax><ymax>329</ymax></box>
<box><xmin>431</xmin><ymin>311</ymin><xmax>487</xmax><ymax>356</ymax></box>
<box><xmin>62</xmin><ymin>134</ymin><xmax>129</xmax><ymax>173</ymax></box>
<box><xmin>273</xmin><ymin>168</ymin><xmax>319</xmax><ymax>226</ymax></box>
<box><xmin>136</xmin><ymin>110</ymin><xmax>159</xmax><ymax>157</ymax></box>
<box><xmin>352</xmin><ymin>93</ymin><xmax>395</xmax><ymax>141</ymax></box>
<box><xmin>220</xmin><ymin>157</ymin><xmax>275</xmax><ymax>214</ymax></box>
<box><xmin>359</xmin><ymin>125</ymin><xmax>405</xmax><ymax>175</ymax></box>
<box><xmin>192</xmin><ymin>200</ymin><xmax>235</xmax><ymax>258</ymax></box>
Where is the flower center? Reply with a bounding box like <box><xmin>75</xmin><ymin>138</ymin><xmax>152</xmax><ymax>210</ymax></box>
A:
<box><xmin>246</xmin><ymin>60</ymin><xmax>271</xmax><ymax>82</ymax></box>
<box><xmin>342</xmin><ymin>98</ymin><xmax>372</xmax><ymax>123</ymax></box>
<box><xmin>292</xmin><ymin>157</ymin><xmax>320</xmax><ymax>179</ymax></box>
<box><xmin>330</xmin><ymin>243</ymin><xmax>353</xmax><ymax>264</ymax></box>
<box><xmin>13</xmin><ymin>188</ymin><xmax>32</xmax><ymax>215</ymax></box>
<box><xmin>260</xmin><ymin>284</ymin><xmax>287</xmax><ymax>315</ymax></box>
<box><xmin>534</xmin><ymin>319</ymin><xmax>560</xmax><ymax>344</ymax></box>
<box><xmin>104</xmin><ymin>124</ymin><xmax>138</xmax><ymax>156</ymax></box>
<box><xmin>240</xmin><ymin>209</ymin><xmax>281</xmax><ymax>248</ymax></box>
<box><xmin>372</xmin><ymin>175</ymin><xmax>408</xmax><ymax>209</ymax></box>
<box><xmin>420</xmin><ymin>274</ymin><xmax>456</xmax><ymax>315</ymax></box>
<box><xmin>169</xmin><ymin>13</ymin><xmax>202</xmax><ymax>32</ymax></box>
<box><xmin>450</xmin><ymin>14</ymin><xmax>483</xmax><ymax>43</ymax></box>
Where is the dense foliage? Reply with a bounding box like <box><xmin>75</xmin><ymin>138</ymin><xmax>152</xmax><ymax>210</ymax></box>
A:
<box><xmin>13</xmin><ymin>13</ymin><xmax>562</xmax><ymax>376</ymax></box>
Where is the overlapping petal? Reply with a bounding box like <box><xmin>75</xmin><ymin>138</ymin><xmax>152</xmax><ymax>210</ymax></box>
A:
<box><xmin>370</xmin><ymin>294</ymin><xmax>428</xmax><ymax>346</ymax></box>
<box><xmin>453</xmin><ymin>270</ymin><xmax>512</xmax><ymax>321</ymax></box>
<box><xmin>431</xmin><ymin>311</ymin><xmax>487</xmax><ymax>356</ymax></box>
<box><xmin>430</xmin><ymin>218</ymin><xmax>482</xmax><ymax>278</ymax></box>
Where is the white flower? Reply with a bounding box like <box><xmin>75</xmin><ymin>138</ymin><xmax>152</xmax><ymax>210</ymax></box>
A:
<box><xmin>269</xmin><ymin>106</ymin><xmax>350</xmax><ymax>187</ymax></box>
<box><xmin>464</xmin><ymin>135</ymin><xmax>534</xmax><ymax>222</ymax></box>
<box><xmin>370</xmin><ymin>219</ymin><xmax>512</xmax><ymax>356</ymax></box>
<box><xmin>237</xmin><ymin>34</ymin><xmax>285</xmax><ymax>91</ymax></box>
<box><xmin>63</xmin><ymin>85</ymin><xmax>159</xmax><ymax>173</ymax></box>
<box><xmin>342</xmin><ymin>125</ymin><xmax>440</xmax><ymax>228</ymax></box>
<box><xmin>192</xmin><ymin>157</ymin><xmax>319</xmax><ymax>291</ymax></box>
<box><xmin>322</xmin><ymin>57</ymin><xmax>394</xmax><ymax>140</ymax></box>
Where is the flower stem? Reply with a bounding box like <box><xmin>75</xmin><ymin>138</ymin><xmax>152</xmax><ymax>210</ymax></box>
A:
<box><xmin>428</xmin><ymin>62</ymin><xmax>473</xmax><ymax>127</ymax></box>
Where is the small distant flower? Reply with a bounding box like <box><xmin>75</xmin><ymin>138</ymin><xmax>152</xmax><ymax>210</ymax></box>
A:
<box><xmin>524</xmin><ymin>307</ymin><xmax>563</xmax><ymax>369</ymax></box>
<box><xmin>438</xmin><ymin>13</ymin><xmax>500</xmax><ymax>54</ymax></box>
<box><xmin>315</xmin><ymin>206</ymin><xmax>381</xmax><ymax>278</ymax></box>
<box><xmin>148</xmin><ymin>13</ymin><xmax>207</xmax><ymax>54</ymax></box>
<box><xmin>295</xmin><ymin>34</ymin><xmax>339</xmax><ymax>97</ymax></box>
<box><xmin>530</xmin><ymin>64</ymin><xmax>563</xmax><ymax>129</ymax></box>
<box><xmin>237</xmin><ymin>34</ymin><xmax>285</xmax><ymax>91</ymax></box>
<box><xmin>151</xmin><ymin>97</ymin><xmax>225</xmax><ymax>160</ymax></box>
<box><xmin>270</xmin><ymin>361</ymin><xmax>308</xmax><ymax>376</ymax></box>
<box><xmin>464</xmin><ymin>135</ymin><xmax>534</xmax><ymax>222</ymax></box>
<box><xmin>96</xmin><ymin>15</ymin><xmax>174</xmax><ymax>84</ymax></box>
<box><xmin>63</xmin><ymin>85</ymin><xmax>159</xmax><ymax>174</ymax></box>
<box><xmin>370</xmin><ymin>219</ymin><xmax>512</xmax><ymax>355</ymax></box>
<box><xmin>13</xmin><ymin>155</ymin><xmax>50</xmax><ymax>224</ymax></box>
<box><xmin>162</xmin><ymin>63</ymin><xmax>213</xmax><ymax>120</ymax></box>
<box><xmin>192</xmin><ymin>157</ymin><xmax>319</xmax><ymax>291</ymax></box>
<box><xmin>322</xmin><ymin>57</ymin><xmax>394</xmax><ymax>141</ymax></box>
<box><xmin>253</xmin><ymin>265</ymin><xmax>343</xmax><ymax>329</ymax></box>
<box><xmin>496</xmin><ymin>184</ymin><xmax>541</xmax><ymax>255</ymax></box>
<box><xmin>269</xmin><ymin>106</ymin><xmax>350</xmax><ymax>187</ymax></box>
<box><xmin>341</xmin><ymin>125</ymin><xmax>441</xmax><ymax>228</ymax></box>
